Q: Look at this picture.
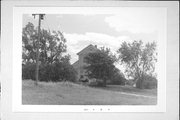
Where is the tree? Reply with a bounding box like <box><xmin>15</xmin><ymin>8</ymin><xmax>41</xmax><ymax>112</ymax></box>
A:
<box><xmin>84</xmin><ymin>47</ymin><xmax>117</xmax><ymax>86</ymax></box>
<box><xmin>22</xmin><ymin>22</ymin><xmax>77</xmax><ymax>82</ymax></box>
<box><xmin>22</xmin><ymin>22</ymin><xmax>37</xmax><ymax>64</ymax></box>
<box><xmin>117</xmin><ymin>40</ymin><xmax>157</xmax><ymax>89</ymax></box>
<box><xmin>110</xmin><ymin>68</ymin><xmax>126</xmax><ymax>85</ymax></box>
<box><xmin>38</xmin><ymin>59</ymin><xmax>77</xmax><ymax>82</ymax></box>
<box><xmin>22</xmin><ymin>22</ymin><xmax>67</xmax><ymax>65</ymax></box>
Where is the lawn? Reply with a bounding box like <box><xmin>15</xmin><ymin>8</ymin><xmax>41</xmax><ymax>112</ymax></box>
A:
<box><xmin>95</xmin><ymin>85</ymin><xmax>157</xmax><ymax>97</ymax></box>
<box><xmin>22</xmin><ymin>80</ymin><xmax>157</xmax><ymax>105</ymax></box>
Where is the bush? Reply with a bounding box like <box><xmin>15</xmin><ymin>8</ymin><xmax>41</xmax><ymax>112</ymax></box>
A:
<box><xmin>143</xmin><ymin>75</ymin><xmax>157</xmax><ymax>89</ymax></box>
<box><xmin>96</xmin><ymin>79</ymin><xmax>105</xmax><ymax>87</ymax></box>
<box><xmin>88</xmin><ymin>70</ymin><xmax>126</xmax><ymax>87</ymax></box>
<box><xmin>136</xmin><ymin>74</ymin><xmax>157</xmax><ymax>89</ymax></box>
<box><xmin>39</xmin><ymin>64</ymin><xmax>58</xmax><ymax>82</ymax></box>
<box><xmin>110</xmin><ymin>77</ymin><xmax>126</xmax><ymax>85</ymax></box>
<box><xmin>109</xmin><ymin>71</ymin><xmax>126</xmax><ymax>85</ymax></box>
<box><xmin>22</xmin><ymin>62</ymin><xmax>36</xmax><ymax>80</ymax></box>
<box><xmin>88</xmin><ymin>79</ymin><xmax>105</xmax><ymax>87</ymax></box>
<box><xmin>22</xmin><ymin>62</ymin><xmax>77</xmax><ymax>82</ymax></box>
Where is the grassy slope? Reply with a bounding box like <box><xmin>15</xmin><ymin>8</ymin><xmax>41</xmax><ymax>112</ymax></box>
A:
<box><xmin>96</xmin><ymin>85</ymin><xmax>157</xmax><ymax>97</ymax></box>
<box><xmin>22</xmin><ymin>80</ymin><xmax>157</xmax><ymax>105</ymax></box>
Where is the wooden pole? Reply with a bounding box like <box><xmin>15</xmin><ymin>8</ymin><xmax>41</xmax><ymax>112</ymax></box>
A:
<box><xmin>34</xmin><ymin>14</ymin><xmax>44</xmax><ymax>85</ymax></box>
<box><xmin>35</xmin><ymin>15</ymin><xmax>41</xmax><ymax>85</ymax></box>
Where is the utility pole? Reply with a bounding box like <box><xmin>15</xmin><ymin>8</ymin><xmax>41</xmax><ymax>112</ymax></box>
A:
<box><xmin>32</xmin><ymin>14</ymin><xmax>45</xmax><ymax>85</ymax></box>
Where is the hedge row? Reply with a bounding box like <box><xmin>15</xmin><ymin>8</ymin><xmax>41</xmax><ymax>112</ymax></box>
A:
<box><xmin>22</xmin><ymin>62</ymin><xmax>77</xmax><ymax>82</ymax></box>
<box><xmin>136</xmin><ymin>74</ymin><xmax>157</xmax><ymax>89</ymax></box>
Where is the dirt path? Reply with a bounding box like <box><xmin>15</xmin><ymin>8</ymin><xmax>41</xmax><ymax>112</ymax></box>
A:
<box><xmin>116</xmin><ymin>91</ymin><xmax>157</xmax><ymax>98</ymax></box>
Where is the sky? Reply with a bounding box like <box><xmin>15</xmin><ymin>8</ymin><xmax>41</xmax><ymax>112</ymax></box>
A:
<box><xmin>23</xmin><ymin>8</ymin><xmax>165</xmax><ymax>74</ymax></box>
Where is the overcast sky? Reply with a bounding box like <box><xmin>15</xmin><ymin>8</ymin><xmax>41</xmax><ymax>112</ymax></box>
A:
<box><xmin>23</xmin><ymin>8</ymin><xmax>165</xmax><ymax>73</ymax></box>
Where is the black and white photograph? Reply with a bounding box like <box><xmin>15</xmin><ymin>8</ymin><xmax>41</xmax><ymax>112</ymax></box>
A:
<box><xmin>7</xmin><ymin>6</ymin><xmax>168</xmax><ymax>113</ymax></box>
<box><xmin>21</xmin><ymin>8</ymin><xmax>164</xmax><ymax>106</ymax></box>
<box><xmin>3</xmin><ymin>5</ymin><xmax>167</xmax><ymax>113</ymax></box>
<box><xmin>1</xmin><ymin>1</ymin><xmax>179</xmax><ymax>120</ymax></box>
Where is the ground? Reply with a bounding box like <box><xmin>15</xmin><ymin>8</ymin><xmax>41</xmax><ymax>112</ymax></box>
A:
<box><xmin>22</xmin><ymin>80</ymin><xmax>157</xmax><ymax>105</ymax></box>
<box><xmin>95</xmin><ymin>85</ymin><xmax>157</xmax><ymax>96</ymax></box>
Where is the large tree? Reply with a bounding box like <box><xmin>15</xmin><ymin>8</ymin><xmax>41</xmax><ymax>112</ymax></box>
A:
<box><xmin>22</xmin><ymin>22</ymin><xmax>77</xmax><ymax>82</ymax></box>
<box><xmin>84</xmin><ymin>47</ymin><xmax>117</xmax><ymax>86</ymax></box>
<box><xmin>22</xmin><ymin>22</ymin><xmax>67</xmax><ymax>65</ymax></box>
<box><xmin>117</xmin><ymin>40</ymin><xmax>157</xmax><ymax>89</ymax></box>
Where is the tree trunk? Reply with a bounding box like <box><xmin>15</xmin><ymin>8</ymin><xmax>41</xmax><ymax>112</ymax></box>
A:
<box><xmin>136</xmin><ymin>76</ymin><xmax>144</xmax><ymax>89</ymax></box>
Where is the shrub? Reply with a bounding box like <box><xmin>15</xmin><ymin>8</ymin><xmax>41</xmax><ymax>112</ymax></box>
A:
<box><xmin>136</xmin><ymin>74</ymin><xmax>157</xmax><ymax>89</ymax></box>
<box><xmin>96</xmin><ymin>79</ymin><xmax>105</xmax><ymax>87</ymax></box>
<box><xmin>143</xmin><ymin>75</ymin><xmax>157</xmax><ymax>89</ymax></box>
<box><xmin>88</xmin><ymin>79</ymin><xmax>105</xmax><ymax>87</ymax></box>
<box><xmin>22</xmin><ymin>62</ymin><xmax>36</xmax><ymax>80</ymax></box>
<box><xmin>22</xmin><ymin>62</ymin><xmax>77</xmax><ymax>82</ymax></box>
<box><xmin>39</xmin><ymin>64</ymin><xmax>58</xmax><ymax>82</ymax></box>
<box><xmin>109</xmin><ymin>71</ymin><xmax>126</xmax><ymax>85</ymax></box>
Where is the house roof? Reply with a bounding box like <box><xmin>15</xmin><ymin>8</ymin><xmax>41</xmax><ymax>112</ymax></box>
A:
<box><xmin>72</xmin><ymin>44</ymin><xmax>98</xmax><ymax>67</ymax></box>
<box><xmin>77</xmin><ymin>44</ymin><xmax>98</xmax><ymax>55</ymax></box>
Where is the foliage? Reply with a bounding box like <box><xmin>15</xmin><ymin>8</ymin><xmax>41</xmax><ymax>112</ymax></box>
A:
<box><xmin>22</xmin><ymin>58</ymin><xmax>77</xmax><ymax>82</ymax></box>
<box><xmin>117</xmin><ymin>40</ymin><xmax>157</xmax><ymax>89</ymax></box>
<box><xmin>22</xmin><ymin>22</ymin><xmax>77</xmax><ymax>82</ymax></box>
<box><xmin>39</xmin><ymin>61</ymin><xmax>77</xmax><ymax>82</ymax></box>
<box><xmin>110</xmin><ymin>68</ymin><xmax>126</xmax><ymax>85</ymax></box>
<box><xmin>84</xmin><ymin>47</ymin><xmax>117</xmax><ymax>86</ymax></box>
<box><xmin>22</xmin><ymin>22</ymin><xmax>67</xmax><ymax>64</ymax></box>
<box><xmin>137</xmin><ymin>74</ymin><xmax>157</xmax><ymax>89</ymax></box>
<box><xmin>22</xmin><ymin>62</ymin><xmax>36</xmax><ymax>80</ymax></box>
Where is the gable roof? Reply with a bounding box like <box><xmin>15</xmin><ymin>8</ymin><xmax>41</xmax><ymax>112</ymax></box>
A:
<box><xmin>77</xmin><ymin>44</ymin><xmax>98</xmax><ymax>55</ymax></box>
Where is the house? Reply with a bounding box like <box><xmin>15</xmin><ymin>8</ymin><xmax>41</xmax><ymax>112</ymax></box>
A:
<box><xmin>72</xmin><ymin>44</ymin><xmax>98</xmax><ymax>81</ymax></box>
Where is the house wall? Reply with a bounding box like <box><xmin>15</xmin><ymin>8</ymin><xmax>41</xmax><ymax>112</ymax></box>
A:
<box><xmin>73</xmin><ymin>45</ymin><xmax>98</xmax><ymax>81</ymax></box>
<box><xmin>72</xmin><ymin>61</ymin><xmax>80</xmax><ymax>81</ymax></box>
<box><xmin>78</xmin><ymin>53</ymin><xmax>88</xmax><ymax>79</ymax></box>
<box><xmin>79</xmin><ymin>47</ymin><xmax>96</xmax><ymax>77</ymax></box>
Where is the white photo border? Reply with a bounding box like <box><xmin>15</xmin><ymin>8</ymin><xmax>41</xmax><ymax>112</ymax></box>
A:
<box><xmin>12</xmin><ymin>6</ymin><xmax>166</xmax><ymax>112</ymax></box>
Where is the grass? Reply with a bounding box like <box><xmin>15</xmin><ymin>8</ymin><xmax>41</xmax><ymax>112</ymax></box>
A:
<box><xmin>95</xmin><ymin>85</ymin><xmax>157</xmax><ymax>97</ymax></box>
<box><xmin>22</xmin><ymin>80</ymin><xmax>157</xmax><ymax>105</ymax></box>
